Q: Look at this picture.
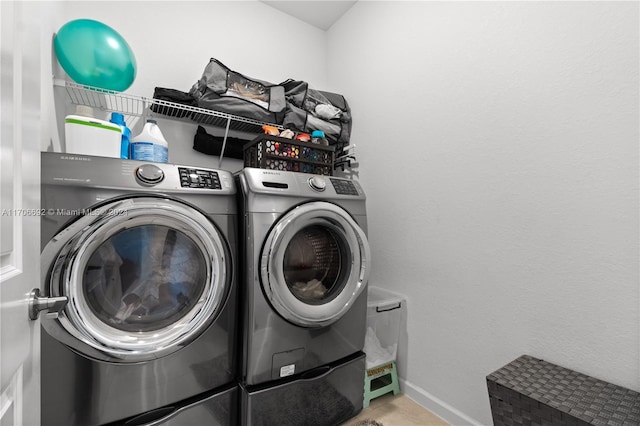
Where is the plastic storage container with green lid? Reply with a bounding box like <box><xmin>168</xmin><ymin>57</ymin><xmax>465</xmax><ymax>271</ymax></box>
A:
<box><xmin>64</xmin><ymin>105</ymin><xmax>122</xmax><ymax>158</ymax></box>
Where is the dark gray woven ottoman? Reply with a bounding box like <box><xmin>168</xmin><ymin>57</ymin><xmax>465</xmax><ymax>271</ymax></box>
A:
<box><xmin>486</xmin><ymin>355</ymin><xmax>640</xmax><ymax>426</ymax></box>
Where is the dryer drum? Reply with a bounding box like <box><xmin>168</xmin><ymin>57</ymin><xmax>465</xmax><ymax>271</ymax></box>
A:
<box><xmin>283</xmin><ymin>225</ymin><xmax>345</xmax><ymax>304</ymax></box>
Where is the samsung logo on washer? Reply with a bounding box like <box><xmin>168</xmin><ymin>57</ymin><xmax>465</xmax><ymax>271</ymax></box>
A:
<box><xmin>60</xmin><ymin>155</ymin><xmax>92</xmax><ymax>161</ymax></box>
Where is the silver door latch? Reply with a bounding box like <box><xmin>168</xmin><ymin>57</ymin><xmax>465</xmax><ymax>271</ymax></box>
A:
<box><xmin>28</xmin><ymin>288</ymin><xmax>68</xmax><ymax>320</ymax></box>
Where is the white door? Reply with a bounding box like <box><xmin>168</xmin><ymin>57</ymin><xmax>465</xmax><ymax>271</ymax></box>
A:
<box><xmin>1</xmin><ymin>2</ymin><xmax>57</xmax><ymax>425</ymax></box>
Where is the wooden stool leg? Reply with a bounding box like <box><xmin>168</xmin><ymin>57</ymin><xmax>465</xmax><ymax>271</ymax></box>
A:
<box><xmin>390</xmin><ymin>361</ymin><xmax>400</xmax><ymax>395</ymax></box>
<box><xmin>363</xmin><ymin>372</ymin><xmax>373</xmax><ymax>408</ymax></box>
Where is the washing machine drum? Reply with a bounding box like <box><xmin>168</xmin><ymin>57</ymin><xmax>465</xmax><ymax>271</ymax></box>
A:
<box><xmin>261</xmin><ymin>201</ymin><xmax>370</xmax><ymax>328</ymax></box>
<box><xmin>41</xmin><ymin>196</ymin><xmax>231</xmax><ymax>362</ymax></box>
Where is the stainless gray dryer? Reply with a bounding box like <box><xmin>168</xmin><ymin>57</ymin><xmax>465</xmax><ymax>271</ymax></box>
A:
<box><xmin>39</xmin><ymin>152</ymin><xmax>238</xmax><ymax>426</ymax></box>
<box><xmin>237</xmin><ymin>167</ymin><xmax>371</xmax><ymax>426</ymax></box>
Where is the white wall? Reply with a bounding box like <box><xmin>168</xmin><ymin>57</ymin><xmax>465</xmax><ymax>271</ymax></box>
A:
<box><xmin>328</xmin><ymin>2</ymin><xmax>639</xmax><ymax>424</ymax></box>
<box><xmin>52</xmin><ymin>1</ymin><xmax>327</xmax><ymax>170</ymax></box>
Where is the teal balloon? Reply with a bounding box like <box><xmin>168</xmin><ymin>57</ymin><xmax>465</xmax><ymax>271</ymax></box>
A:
<box><xmin>54</xmin><ymin>19</ymin><xmax>137</xmax><ymax>92</ymax></box>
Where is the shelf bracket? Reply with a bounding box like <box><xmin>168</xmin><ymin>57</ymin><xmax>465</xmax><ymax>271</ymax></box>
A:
<box><xmin>218</xmin><ymin>117</ymin><xmax>232</xmax><ymax>169</ymax></box>
<box><xmin>141</xmin><ymin>97</ymin><xmax>149</xmax><ymax>124</ymax></box>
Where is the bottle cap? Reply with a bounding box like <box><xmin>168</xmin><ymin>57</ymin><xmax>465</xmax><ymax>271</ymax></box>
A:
<box><xmin>147</xmin><ymin>119</ymin><xmax>158</xmax><ymax>124</ymax></box>
<box><xmin>110</xmin><ymin>112</ymin><xmax>126</xmax><ymax>126</ymax></box>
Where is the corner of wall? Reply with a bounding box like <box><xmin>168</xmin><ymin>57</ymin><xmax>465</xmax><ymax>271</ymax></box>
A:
<box><xmin>400</xmin><ymin>378</ymin><xmax>485</xmax><ymax>426</ymax></box>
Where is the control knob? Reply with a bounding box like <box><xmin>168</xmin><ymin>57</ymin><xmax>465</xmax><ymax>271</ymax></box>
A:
<box><xmin>135</xmin><ymin>164</ymin><xmax>164</xmax><ymax>185</ymax></box>
<box><xmin>308</xmin><ymin>176</ymin><xmax>326</xmax><ymax>192</ymax></box>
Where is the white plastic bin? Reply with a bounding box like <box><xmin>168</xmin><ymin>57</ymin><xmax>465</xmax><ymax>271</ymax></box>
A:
<box><xmin>65</xmin><ymin>114</ymin><xmax>122</xmax><ymax>158</ymax></box>
<box><xmin>364</xmin><ymin>286</ymin><xmax>405</xmax><ymax>369</ymax></box>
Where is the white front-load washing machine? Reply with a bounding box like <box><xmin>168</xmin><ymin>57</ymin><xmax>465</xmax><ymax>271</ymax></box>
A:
<box><xmin>38</xmin><ymin>152</ymin><xmax>239</xmax><ymax>426</ymax></box>
<box><xmin>237</xmin><ymin>167</ymin><xmax>371</xmax><ymax>426</ymax></box>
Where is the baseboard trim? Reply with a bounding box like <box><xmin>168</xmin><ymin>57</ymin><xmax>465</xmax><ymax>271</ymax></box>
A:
<box><xmin>400</xmin><ymin>378</ymin><xmax>484</xmax><ymax>426</ymax></box>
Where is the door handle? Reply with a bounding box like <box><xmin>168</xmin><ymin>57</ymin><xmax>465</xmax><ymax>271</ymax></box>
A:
<box><xmin>28</xmin><ymin>288</ymin><xmax>68</xmax><ymax>320</ymax></box>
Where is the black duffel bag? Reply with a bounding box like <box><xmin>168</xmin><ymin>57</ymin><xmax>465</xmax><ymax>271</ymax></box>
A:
<box><xmin>282</xmin><ymin>80</ymin><xmax>352</xmax><ymax>145</ymax></box>
<box><xmin>189</xmin><ymin>58</ymin><xmax>287</xmax><ymax>124</ymax></box>
<box><xmin>193</xmin><ymin>125</ymin><xmax>244</xmax><ymax>159</ymax></box>
<box><xmin>150</xmin><ymin>87</ymin><xmax>198</xmax><ymax>118</ymax></box>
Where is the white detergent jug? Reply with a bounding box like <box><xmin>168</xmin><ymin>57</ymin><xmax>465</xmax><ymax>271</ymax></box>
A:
<box><xmin>130</xmin><ymin>119</ymin><xmax>169</xmax><ymax>163</ymax></box>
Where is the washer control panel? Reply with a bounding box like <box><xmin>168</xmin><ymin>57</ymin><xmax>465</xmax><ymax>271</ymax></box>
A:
<box><xmin>330</xmin><ymin>178</ymin><xmax>359</xmax><ymax>196</ymax></box>
<box><xmin>179</xmin><ymin>167</ymin><xmax>222</xmax><ymax>189</ymax></box>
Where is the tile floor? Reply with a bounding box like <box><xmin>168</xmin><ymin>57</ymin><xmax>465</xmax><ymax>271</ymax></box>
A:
<box><xmin>342</xmin><ymin>393</ymin><xmax>449</xmax><ymax>426</ymax></box>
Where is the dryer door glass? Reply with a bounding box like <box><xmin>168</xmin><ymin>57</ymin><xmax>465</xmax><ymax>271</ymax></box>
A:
<box><xmin>42</xmin><ymin>196</ymin><xmax>230</xmax><ymax>362</ymax></box>
<box><xmin>282</xmin><ymin>225</ymin><xmax>348</xmax><ymax>304</ymax></box>
<box><xmin>261</xmin><ymin>202</ymin><xmax>371</xmax><ymax>327</ymax></box>
<box><xmin>83</xmin><ymin>225</ymin><xmax>207</xmax><ymax>333</ymax></box>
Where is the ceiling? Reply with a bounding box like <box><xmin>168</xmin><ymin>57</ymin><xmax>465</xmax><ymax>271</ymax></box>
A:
<box><xmin>260</xmin><ymin>1</ymin><xmax>358</xmax><ymax>31</ymax></box>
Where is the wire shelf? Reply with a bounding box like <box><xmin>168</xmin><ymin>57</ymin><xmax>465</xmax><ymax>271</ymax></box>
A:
<box><xmin>52</xmin><ymin>79</ymin><xmax>357</xmax><ymax>172</ymax></box>
<box><xmin>53</xmin><ymin>79</ymin><xmax>283</xmax><ymax>134</ymax></box>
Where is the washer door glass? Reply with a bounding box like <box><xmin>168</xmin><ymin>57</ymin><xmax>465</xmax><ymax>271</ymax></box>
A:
<box><xmin>83</xmin><ymin>225</ymin><xmax>208</xmax><ymax>333</ymax></box>
<box><xmin>42</xmin><ymin>196</ymin><xmax>230</xmax><ymax>362</ymax></box>
<box><xmin>261</xmin><ymin>202</ymin><xmax>370</xmax><ymax>327</ymax></box>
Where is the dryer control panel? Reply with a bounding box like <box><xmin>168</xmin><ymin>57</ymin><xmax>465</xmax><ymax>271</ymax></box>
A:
<box><xmin>240</xmin><ymin>168</ymin><xmax>365</xmax><ymax>200</ymax></box>
<box><xmin>329</xmin><ymin>178</ymin><xmax>359</xmax><ymax>196</ymax></box>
